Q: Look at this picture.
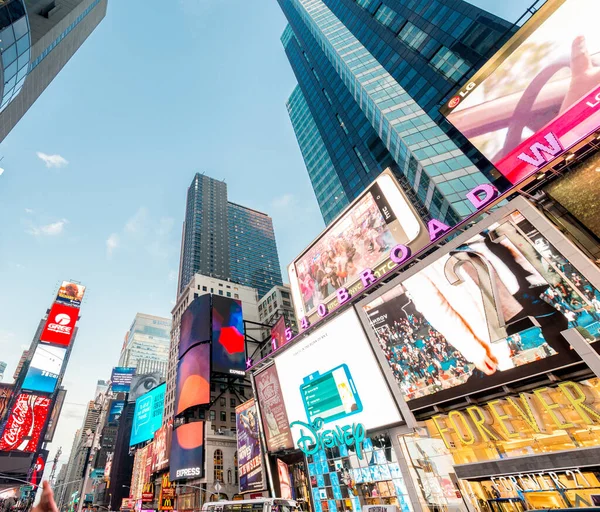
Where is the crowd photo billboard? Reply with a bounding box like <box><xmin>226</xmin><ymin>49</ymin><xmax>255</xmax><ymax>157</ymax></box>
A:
<box><xmin>40</xmin><ymin>303</ymin><xmax>78</xmax><ymax>347</ymax></box>
<box><xmin>111</xmin><ymin>367</ymin><xmax>135</xmax><ymax>393</ymax></box>
<box><xmin>212</xmin><ymin>295</ymin><xmax>246</xmax><ymax>375</ymax></box>
<box><xmin>359</xmin><ymin>197</ymin><xmax>600</xmax><ymax>410</ymax></box>
<box><xmin>236</xmin><ymin>399</ymin><xmax>263</xmax><ymax>493</ymax></box>
<box><xmin>130</xmin><ymin>383</ymin><xmax>166</xmax><ymax>447</ymax></box>
<box><xmin>441</xmin><ymin>0</ymin><xmax>600</xmax><ymax>185</ymax></box>
<box><xmin>170</xmin><ymin>422</ymin><xmax>204</xmax><ymax>481</ymax></box>
<box><xmin>0</xmin><ymin>393</ymin><xmax>51</xmax><ymax>452</ymax></box>
<box><xmin>55</xmin><ymin>281</ymin><xmax>86</xmax><ymax>308</ymax></box>
<box><xmin>179</xmin><ymin>295</ymin><xmax>211</xmax><ymax>359</ymax></box>
<box><xmin>22</xmin><ymin>345</ymin><xmax>66</xmax><ymax>394</ymax></box>
<box><xmin>175</xmin><ymin>342</ymin><xmax>210</xmax><ymax>415</ymax></box>
<box><xmin>273</xmin><ymin>309</ymin><xmax>403</xmax><ymax>448</ymax></box>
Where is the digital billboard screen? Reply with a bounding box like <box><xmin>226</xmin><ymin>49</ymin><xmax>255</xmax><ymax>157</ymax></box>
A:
<box><xmin>56</xmin><ymin>281</ymin><xmax>86</xmax><ymax>308</ymax></box>
<box><xmin>175</xmin><ymin>342</ymin><xmax>210</xmax><ymax>415</ymax></box>
<box><xmin>170</xmin><ymin>421</ymin><xmax>204</xmax><ymax>481</ymax></box>
<box><xmin>288</xmin><ymin>169</ymin><xmax>429</xmax><ymax>322</ymax></box>
<box><xmin>152</xmin><ymin>420</ymin><xmax>172</xmax><ymax>473</ymax></box>
<box><xmin>179</xmin><ymin>294</ymin><xmax>211</xmax><ymax>359</ymax></box>
<box><xmin>44</xmin><ymin>388</ymin><xmax>66</xmax><ymax>442</ymax></box>
<box><xmin>0</xmin><ymin>384</ymin><xmax>12</xmax><ymax>423</ymax></box>
<box><xmin>361</xmin><ymin>201</ymin><xmax>600</xmax><ymax>410</ymax></box>
<box><xmin>40</xmin><ymin>303</ymin><xmax>78</xmax><ymax>347</ymax></box>
<box><xmin>441</xmin><ymin>0</ymin><xmax>600</xmax><ymax>185</ymax></box>
<box><xmin>273</xmin><ymin>310</ymin><xmax>402</xmax><ymax>447</ymax></box>
<box><xmin>211</xmin><ymin>295</ymin><xmax>245</xmax><ymax>375</ymax></box>
<box><xmin>0</xmin><ymin>393</ymin><xmax>51</xmax><ymax>452</ymax></box>
<box><xmin>130</xmin><ymin>383</ymin><xmax>166</xmax><ymax>447</ymax></box>
<box><xmin>108</xmin><ymin>400</ymin><xmax>125</xmax><ymax>425</ymax></box>
<box><xmin>22</xmin><ymin>345</ymin><xmax>66</xmax><ymax>394</ymax></box>
<box><xmin>111</xmin><ymin>367</ymin><xmax>135</xmax><ymax>393</ymax></box>
<box><xmin>29</xmin><ymin>449</ymin><xmax>49</xmax><ymax>487</ymax></box>
<box><xmin>128</xmin><ymin>372</ymin><xmax>163</xmax><ymax>403</ymax></box>
<box><xmin>236</xmin><ymin>399</ymin><xmax>263</xmax><ymax>493</ymax></box>
<box><xmin>270</xmin><ymin>316</ymin><xmax>288</xmax><ymax>351</ymax></box>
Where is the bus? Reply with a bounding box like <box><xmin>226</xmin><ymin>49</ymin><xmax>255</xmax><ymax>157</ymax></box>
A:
<box><xmin>202</xmin><ymin>498</ymin><xmax>300</xmax><ymax>512</ymax></box>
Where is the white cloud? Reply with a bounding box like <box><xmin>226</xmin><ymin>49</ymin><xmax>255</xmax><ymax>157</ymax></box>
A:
<box><xmin>24</xmin><ymin>208</ymin><xmax>34</xmax><ymax>214</ymax></box>
<box><xmin>125</xmin><ymin>207</ymin><xmax>148</xmax><ymax>234</ymax></box>
<box><xmin>0</xmin><ymin>330</ymin><xmax>15</xmax><ymax>347</ymax></box>
<box><xmin>36</xmin><ymin>152</ymin><xmax>69</xmax><ymax>168</ymax></box>
<box><xmin>168</xmin><ymin>270</ymin><xmax>177</xmax><ymax>282</ymax></box>
<box><xmin>272</xmin><ymin>193</ymin><xmax>296</xmax><ymax>208</ymax></box>
<box><xmin>106</xmin><ymin>233</ymin><xmax>119</xmax><ymax>258</ymax></box>
<box><xmin>27</xmin><ymin>219</ymin><xmax>68</xmax><ymax>236</ymax></box>
<box><xmin>0</xmin><ymin>167</ymin><xmax>4</xmax><ymax>176</ymax></box>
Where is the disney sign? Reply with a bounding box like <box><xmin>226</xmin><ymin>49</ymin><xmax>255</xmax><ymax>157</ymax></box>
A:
<box><xmin>290</xmin><ymin>417</ymin><xmax>366</xmax><ymax>460</ymax></box>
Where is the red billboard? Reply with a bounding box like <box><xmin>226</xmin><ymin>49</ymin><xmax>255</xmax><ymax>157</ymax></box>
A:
<box><xmin>441</xmin><ymin>0</ymin><xmax>600</xmax><ymax>185</ymax></box>
<box><xmin>152</xmin><ymin>420</ymin><xmax>172</xmax><ymax>473</ymax></box>
<box><xmin>40</xmin><ymin>303</ymin><xmax>78</xmax><ymax>346</ymax></box>
<box><xmin>0</xmin><ymin>393</ymin><xmax>51</xmax><ymax>452</ymax></box>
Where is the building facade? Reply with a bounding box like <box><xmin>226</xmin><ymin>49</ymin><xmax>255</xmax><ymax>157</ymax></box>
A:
<box><xmin>0</xmin><ymin>0</ymin><xmax>107</xmax><ymax>142</ymax></box>
<box><xmin>178</xmin><ymin>173</ymin><xmax>283</xmax><ymax>299</ymax></box>
<box><xmin>280</xmin><ymin>0</ymin><xmax>516</xmax><ymax>225</ymax></box>
<box><xmin>258</xmin><ymin>284</ymin><xmax>297</xmax><ymax>333</ymax></box>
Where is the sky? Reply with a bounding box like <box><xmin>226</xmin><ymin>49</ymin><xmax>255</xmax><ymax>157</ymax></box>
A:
<box><xmin>0</xmin><ymin>0</ymin><xmax>535</xmax><ymax>483</ymax></box>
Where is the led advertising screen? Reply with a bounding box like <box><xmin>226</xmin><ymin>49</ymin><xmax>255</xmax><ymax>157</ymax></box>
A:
<box><xmin>361</xmin><ymin>201</ymin><xmax>600</xmax><ymax>410</ymax></box>
<box><xmin>170</xmin><ymin>421</ymin><xmax>204</xmax><ymax>481</ymax></box>
<box><xmin>130</xmin><ymin>383</ymin><xmax>166</xmax><ymax>447</ymax></box>
<box><xmin>108</xmin><ymin>400</ymin><xmax>125</xmax><ymax>425</ymax></box>
<box><xmin>56</xmin><ymin>281</ymin><xmax>86</xmax><ymax>308</ymax></box>
<box><xmin>0</xmin><ymin>384</ymin><xmax>13</xmax><ymax>423</ymax></box>
<box><xmin>288</xmin><ymin>169</ymin><xmax>429</xmax><ymax>322</ymax></box>
<box><xmin>128</xmin><ymin>372</ymin><xmax>163</xmax><ymax>403</ymax></box>
<box><xmin>441</xmin><ymin>0</ymin><xmax>600</xmax><ymax>185</ymax></box>
<box><xmin>212</xmin><ymin>295</ymin><xmax>246</xmax><ymax>376</ymax></box>
<box><xmin>0</xmin><ymin>393</ymin><xmax>51</xmax><ymax>452</ymax></box>
<box><xmin>40</xmin><ymin>303</ymin><xmax>79</xmax><ymax>347</ymax></box>
<box><xmin>236</xmin><ymin>399</ymin><xmax>263</xmax><ymax>493</ymax></box>
<box><xmin>152</xmin><ymin>420</ymin><xmax>172</xmax><ymax>473</ymax></box>
<box><xmin>29</xmin><ymin>449</ymin><xmax>49</xmax><ymax>487</ymax></box>
<box><xmin>111</xmin><ymin>367</ymin><xmax>135</xmax><ymax>393</ymax></box>
<box><xmin>270</xmin><ymin>316</ymin><xmax>288</xmax><ymax>351</ymax></box>
<box><xmin>175</xmin><ymin>342</ymin><xmax>210</xmax><ymax>415</ymax></box>
<box><xmin>179</xmin><ymin>294</ymin><xmax>211</xmax><ymax>359</ymax></box>
<box><xmin>44</xmin><ymin>388</ymin><xmax>66</xmax><ymax>442</ymax></box>
<box><xmin>22</xmin><ymin>345</ymin><xmax>66</xmax><ymax>394</ymax></box>
<box><xmin>254</xmin><ymin>365</ymin><xmax>294</xmax><ymax>453</ymax></box>
<box><xmin>273</xmin><ymin>310</ymin><xmax>402</xmax><ymax>447</ymax></box>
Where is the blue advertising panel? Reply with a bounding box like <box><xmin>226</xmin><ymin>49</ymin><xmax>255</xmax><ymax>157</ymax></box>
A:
<box><xmin>111</xmin><ymin>367</ymin><xmax>135</xmax><ymax>393</ymax></box>
<box><xmin>130</xmin><ymin>383</ymin><xmax>166</xmax><ymax>447</ymax></box>
<box><xmin>22</xmin><ymin>346</ymin><xmax>66</xmax><ymax>394</ymax></box>
<box><xmin>108</xmin><ymin>400</ymin><xmax>125</xmax><ymax>425</ymax></box>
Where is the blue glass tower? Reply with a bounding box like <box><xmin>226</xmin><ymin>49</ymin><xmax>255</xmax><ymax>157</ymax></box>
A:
<box><xmin>280</xmin><ymin>0</ymin><xmax>516</xmax><ymax>225</ymax></box>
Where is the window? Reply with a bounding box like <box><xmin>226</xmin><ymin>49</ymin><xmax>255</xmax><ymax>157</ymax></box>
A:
<box><xmin>210</xmin><ymin>410</ymin><xmax>216</xmax><ymax>421</ymax></box>
<box><xmin>227</xmin><ymin>292</ymin><xmax>231</xmax><ymax>297</ymax></box>
<box><xmin>234</xmin><ymin>293</ymin><xmax>239</xmax><ymax>299</ymax></box>
<box><xmin>398</xmin><ymin>22</ymin><xmax>428</xmax><ymax>50</ymax></box>
<box><xmin>199</xmin><ymin>410</ymin><xmax>206</xmax><ymax>419</ymax></box>
<box><xmin>213</xmin><ymin>449</ymin><xmax>224</xmax><ymax>482</ymax></box>
<box><xmin>220</xmin><ymin>383</ymin><xmax>227</xmax><ymax>391</ymax></box>
<box><xmin>230</xmin><ymin>398</ymin><xmax>236</xmax><ymax>408</ymax></box>
<box><xmin>220</xmin><ymin>411</ymin><xmax>226</xmax><ymax>422</ymax></box>
<box><xmin>227</xmin><ymin>469</ymin><xmax>232</xmax><ymax>484</ymax></box>
<box><xmin>202</xmin><ymin>286</ymin><xmax>207</xmax><ymax>291</ymax></box>
<box><xmin>374</xmin><ymin>4</ymin><xmax>405</xmax><ymax>33</ymax></box>
<box><xmin>220</xmin><ymin>397</ymin><xmax>226</xmax><ymax>407</ymax></box>
<box><xmin>230</xmin><ymin>412</ymin><xmax>236</xmax><ymax>423</ymax></box>
<box><xmin>430</xmin><ymin>46</ymin><xmax>470</xmax><ymax>81</ymax></box>
<box><xmin>234</xmin><ymin>452</ymin><xmax>238</xmax><ymax>484</ymax></box>
<box><xmin>211</xmin><ymin>383</ymin><xmax>216</xmax><ymax>392</ymax></box>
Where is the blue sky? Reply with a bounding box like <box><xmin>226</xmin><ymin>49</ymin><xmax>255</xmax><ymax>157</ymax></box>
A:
<box><xmin>0</xmin><ymin>0</ymin><xmax>533</xmax><ymax>475</ymax></box>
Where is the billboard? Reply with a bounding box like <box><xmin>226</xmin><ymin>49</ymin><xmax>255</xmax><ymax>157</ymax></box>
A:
<box><xmin>29</xmin><ymin>449</ymin><xmax>49</xmax><ymax>487</ymax></box>
<box><xmin>270</xmin><ymin>316</ymin><xmax>288</xmax><ymax>351</ymax></box>
<box><xmin>108</xmin><ymin>400</ymin><xmax>125</xmax><ymax>425</ymax></box>
<box><xmin>111</xmin><ymin>367</ymin><xmax>135</xmax><ymax>393</ymax></box>
<box><xmin>0</xmin><ymin>393</ymin><xmax>51</xmax><ymax>452</ymax></box>
<box><xmin>236</xmin><ymin>399</ymin><xmax>263</xmax><ymax>493</ymax></box>
<box><xmin>288</xmin><ymin>169</ymin><xmax>429</xmax><ymax>322</ymax></box>
<box><xmin>361</xmin><ymin>202</ymin><xmax>600</xmax><ymax>410</ymax></box>
<box><xmin>441</xmin><ymin>0</ymin><xmax>600</xmax><ymax>185</ymax></box>
<box><xmin>129</xmin><ymin>372</ymin><xmax>163</xmax><ymax>403</ymax></box>
<box><xmin>175</xmin><ymin>342</ymin><xmax>210</xmax><ymax>415</ymax></box>
<box><xmin>44</xmin><ymin>388</ymin><xmax>66</xmax><ymax>442</ymax></box>
<box><xmin>158</xmin><ymin>474</ymin><xmax>175</xmax><ymax>511</ymax></box>
<box><xmin>130</xmin><ymin>383</ymin><xmax>166</xmax><ymax>447</ymax></box>
<box><xmin>212</xmin><ymin>295</ymin><xmax>246</xmax><ymax>375</ymax></box>
<box><xmin>40</xmin><ymin>303</ymin><xmax>79</xmax><ymax>347</ymax></box>
<box><xmin>179</xmin><ymin>294</ymin><xmax>211</xmax><ymax>359</ymax></box>
<box><xmin>273</xmin><ymin>310</ymin><xmax>402</xmax><ymax>448</ymax></box>
<box><xmin>0</xmin><ymin>384</ymin><xmax>12</xmax><ymax>423</ymax></box>
<box><xmin>56</xmin><ymin>281</ymin><xmax>86</xmax><ymax>308</ymax></box>
<box><xmin>22</xmin><ymin>345</ymin><xmax>66</xmax><ymax>394</ymax></box>
<box><xmin>152</xmin><ymin>420</ymin><xmax>172</xmax><ymax>473</ymax></box>
<box><xmin>254</xmin><ymin>365</ymin><xmax>293</xmax><ymax>453</ymax></box>
<box><xmin>170</xmin><ymin>422</ymin><xmax>204</xmax><ymax>481</ymax></box>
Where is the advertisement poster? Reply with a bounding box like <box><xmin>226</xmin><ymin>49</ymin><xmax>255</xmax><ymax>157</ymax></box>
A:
<box><xmin>0</xmin><ymin>393</ymin><xmax>51</xmax><ymax>452</ymax></box>
<box><xmin>55</xmin><ymin>281</ymin><xmax>86</xmax><ymax>308</ymax></box>
<box><xmin>277</xmin><ymin>459</ymin><xmax>292</xmax><ymax>500</ymax></box>
<box><xmin>152</xmin><ymin>420</ymin><xmax>172</xmax><ymax>473</ymax></box>
<box><xmin>271</xmin><ymin>316</ymin><xmax>288</xmax><ymax>351</ymax></box>
<box><xmin>288</xmin><ymin>170</ymin><xmax>429</xmax><ymax>321</ymax></box>
<box><xmin>363</xmin><ymin>207</ymin><xmax>600</xmax><ymax>409</ymax></box>
<box><xmin>111</xmin><ymin>367</ymin><xmax>135</xmax><ymax>393</ymax></box>
<box><xmin>29</xmin><ymin>449</ymin><xmax>49</xmax><ymax>487</ymax></box>
<box><xmin>254</xmin><ymin>365</ymin><xmax>293</xmax><ymax>452</ymax></box>
<box><xmin>108</xmin><ymin>400</ymin><xmax>125</xmax><ymax>425</ymax></box>
<box><xmin>40</xmin><ymin>303</ymin><xmax>78</xmax><ymax>347</ymax></box>
<box><xmin>22</xmin><ymin>345</ymin><xmax>66</xmax><ymax>394</ymax></box>
<box><xmin>441</xmin><ymin>0</ymin><xmax>600</xmax><ymax>184</ymax></box>
<box><xmin>274</xmin><ymin>310</ymin><xmax>402</xmax><ymax>446</ymax></box>
<box><xmin>44</xmin><ymin>388</ymin><xmax>66</xmax><ymax>442</ymax></box>
<box><xmin>170</xmin><ymin>422</ymin><xmax>204</xmax><ymax>481</ymax></box>
<box><xmin>212</xmin><ymin>295</ymin><xmax>246</xmax><ymax>375</ymax></box>
<box><xmin>179</xmin><ymin>295</ymin><xmax>211</xmax><ymax>358</ymax></box>
<box><xmin>159</xmin><ymin>475</ymin><xmax>175</xmax><ymax>511</ymax></box>
<box><xmin>130</xmin><ymin>383</ymin><xmax>166</xmax><ymax>447</ymax></box>
<box><xmin>176</xmin><ymin>343</ymin><xmax>210</xmax><ymax>415</ymax></box>
<box><xmin>129</xmin><ymin>372</ymin><xmax>163</xmax><ymax>403</ymax></box>
<box><xmin>236</xmin><ymin>399</ymin><xmax>263</xmax><ymax>493</ymax></box>
<box><xmin>0</xmin><ymin>384</ymin><xmax>13</xmax><ymax>423</ymax></box>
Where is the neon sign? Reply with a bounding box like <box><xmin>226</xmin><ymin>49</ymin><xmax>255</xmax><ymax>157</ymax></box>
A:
<box><xmin>290</xmin><ymin>417</ymin><xmax>366</xmax><ymax>459</ymax></box>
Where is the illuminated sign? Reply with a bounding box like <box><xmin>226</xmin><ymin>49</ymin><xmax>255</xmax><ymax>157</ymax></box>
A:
<box><xmin>40</xmin><ymin>303</ymin><xmax>79</xmax><ymax>347</ymax></box>
<box><xmin>236</xmin><ymin>399</ymin><xmax>263</xmax><ymax>493</ymax></box>
<box><xmin>0</xmin><ymin>393</ymin><xmax>51</xmax><ymax>452</ymax></box>
<box><xmin>22</xmin><ymin>345</ymin><xmax>66</xmax><ymax>394</ymax></box>
<box><xmin>291</xmin><ymin>417</ymin><xmax>366</xmax><ymax>459</ymax></box>
<box><xmin>159</xmin><ymin>475</ymin><xmax>175</xmax><ymax>511</ymax></box>
<box><xmin>170</xmin><ymin>422</ymin><xmax>204</xmax><ymax>481</ymax></box>
<box><xmin>430</xmin><ymin>381</ymin><xmax>600</xmax><ymax>448</ymax></box>
<box><xmin>130</xmin><ymin>383</ymin><xmax>165</xmax><ymax>447</ymax></box>
<box><xmin>141</xmin><ymin>483</ymin><xmax>154</xmax><ymax>503</ymax></box>
<box><xmin>111</xmin><ymin>367</ymin><xmax>135</xmax><ymax>393</ymax></box>
<box><xmin>56</xmin><ymin>281</ymin><xmax>85</xmax><ymax>308</ymax></box>
<box><xmin>212</xmin><ymin>295</ymin><xmax>246</xmax><ymax>375</ymax></box>
<box><xmin>491</xmin><ymin>469</ymin><xmax>591</xmax><ymax>494</ymax></box>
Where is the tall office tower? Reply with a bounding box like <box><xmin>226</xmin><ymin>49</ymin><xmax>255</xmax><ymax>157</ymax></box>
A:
<box><xmin>117</xmin><ymin>313</ymin><xmax>171</xmax><ymax>378</ymax></box>
<box><xmin>0</xmin><ymin>0</ymin><xmax>107</xmax><ymax>142</ymax></box>
<box><xmin>178</xmin><ymin>173</ymin><xmax>283</xmax><ymax>299</ymax></box>
<box><xmin>280</xmin><ymin>0</ymin><xmax>514</xmax><ymax>225</ymax></box>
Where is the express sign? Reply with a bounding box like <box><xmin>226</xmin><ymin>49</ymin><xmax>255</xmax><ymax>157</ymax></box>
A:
<box><xmin>41</xmin><ymin>303</ymin><xmax>78</xmax><ymax>346</ymax></box>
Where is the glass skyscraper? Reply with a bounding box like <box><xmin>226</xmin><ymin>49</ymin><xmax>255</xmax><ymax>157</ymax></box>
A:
<box><xmin>178</xmin><ymin>173</ymin><xmax>283</xmax><ymax>299</ymax></box>
<box><xmin>279</xmin><ymin>0</ymin><xmax>516</xmax><ymax>225</ymax></box>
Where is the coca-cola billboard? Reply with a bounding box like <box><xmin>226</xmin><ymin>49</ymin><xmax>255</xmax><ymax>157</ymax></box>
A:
<box><xmin>0</xmin><ymin>393</ymin><xmax>51</xmax><ymax>453</ymax></box>
<box><xmin>40</xmin><ymin>303</ymin><xmax>79</xmax><ymax>347</ymax></box>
